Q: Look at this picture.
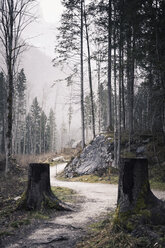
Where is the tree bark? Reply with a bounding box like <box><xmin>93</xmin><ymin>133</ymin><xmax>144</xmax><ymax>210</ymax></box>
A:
<box><xmin>107</xmin><ymin>0</ymin><xmax>113</xmax><ymax>130</ymax></box>
<box><xmin>84</xmin><ymin>3</ymin><xmax>96</xmax><ymax>138</ymax></box>
<box><xmin>117</xmin><ymin>3</ymin><xmax>123</xmax><ymax>167</ymax></box>
<box><xmin>113</xmin><ymin>3</ymin><xmax>117</xmax><ymax>167</ymax></box>
<box><xmin>118</xmin><ymin>158</ymin><xmax>155</xmax><ymax>212</ymax></box>
<box><xmin>121</xmin><ymin>46</ymin><xmax>125</xmax><ymax>130</ymax></box>
<box><xmin>81</xmin><ymin>0</ymin><xmax>85</xmax><ymax>149</ymax></box>
<box><xmin>97</xmin><ymin>56</ymin><xmax>101</xmax><ymax>133</ymax></box>
<box><xmin>116</xmin><ymin>158</ymin><xmax>165</xmax><ymax>225</ymax></box>
<box><xmin>18</xmin><ymin>163</ymin><xmax>69</xmax><ymax>211</ymax></box>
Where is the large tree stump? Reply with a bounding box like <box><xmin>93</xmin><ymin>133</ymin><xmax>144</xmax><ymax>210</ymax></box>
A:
<box><xmin>115</xmin><ymin>158</ymin><xmax>165</xmax><ymax>226</ymax></box>
<box><xmin>18</xmin><ymin>163</ymin><xmax>69</xmax><ymax>211</ymax></box>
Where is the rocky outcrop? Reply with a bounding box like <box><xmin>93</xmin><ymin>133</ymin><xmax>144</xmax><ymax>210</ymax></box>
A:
<box><xmin>64</xmin><ymin>135</ymin><xmax>113</xmax><ymax>178</ymax></box>
<box><xmin>64</xmin><ymin>132</ymin><xmax>164</xmax><ymax>179</ymax></box>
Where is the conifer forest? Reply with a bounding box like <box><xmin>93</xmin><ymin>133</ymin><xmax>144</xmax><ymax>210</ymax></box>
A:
<box><xmin>0</xmin><ymin>1</ymin><xmax>165</xmax><ymax>248</ymax></box>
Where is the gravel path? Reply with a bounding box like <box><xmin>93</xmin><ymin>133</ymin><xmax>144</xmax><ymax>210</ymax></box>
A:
<box><xmin>4</xmin><ymin>163</ymin><xmax>165</xmax><ymax>248</ymax></box>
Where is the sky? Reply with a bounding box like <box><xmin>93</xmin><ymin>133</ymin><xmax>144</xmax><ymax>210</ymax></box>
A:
<box><xmin>24</xmin><ymin>0</ymin><xmax>64</xmax><ymax>58</ymax></box>
<box><xmin>21</xmin><ymin>0</ymin><xmax>82</xmax><ymax>144</ymax></box>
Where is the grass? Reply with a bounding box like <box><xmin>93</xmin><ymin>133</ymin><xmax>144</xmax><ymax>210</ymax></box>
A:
<box><xmin>57</xmin><ymin>173</ymin><xmax>119</xmax><ymax>184</ymax></box>
<box><xmin>149</xmin><ymin>180</ymin><xmax>165</xmax><ymax>191</ymax></box>
<box><xmin>51</xmin><ymin>186</ymin><xmax>76</xmax><ymax>203</ymax></box>
<box><xmin>76</xmin><ymin>213</ymin><xmax>165</xmax><ymax>248</ymax></box>
<box><xmin>57</xmin><ymin>172</ymin><xmax>165</xmax><ymax>191</ymax></box>
<box><xmin>10</xmin><ymin>219</ymin><xmax>31</xmax><ymax>228</ymax></box>
<box><xmin>0</xmin><ymin>183</ymin><xmax>76</xmax><ymax>239</ymax></box>
<box><xmin>13</xmin><ymin>153</ymin><xmax>56</xmax><ymax>167</ymax></box>
<box><xmin>0</xmin><ymin>230</ymin><xmax>14</xmax><ymax>238</ymax></box>
<box><xmin>30</xmin><ymin>212</ymin><xmax>50</xmax><ymax>220</ymax></box>
<box><xmin>76</xmin><ymin>214</ymin><xmax>138</xmax><ymax>248</ymax></box>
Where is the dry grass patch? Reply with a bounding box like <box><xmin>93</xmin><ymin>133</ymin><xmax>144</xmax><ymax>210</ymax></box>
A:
<box><xmin>57</xmin><ymin>172</ymin><xmax>119</xmax><ymax>184</ymax></box>
<box><xmin>77</xmin><ymin>213</ymin><xmax>165</xmax><ymax>248</ymax></box>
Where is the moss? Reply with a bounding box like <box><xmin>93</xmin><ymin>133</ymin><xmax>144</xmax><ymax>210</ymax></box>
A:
<box><xmin>113</xmin><ymin>182</ymin><xmax>152</xmax><ymax>230</ymax></box>
<box><xmin>113</xmin><ymin>208</ymin><xmax>151</xmax><ymax>232</ymax></box>
<box><xmin>77</xmin><ymin>212</ymin><xmax>139</xmax><ymax>248</ymax></box>
<box><xmin>16</xmin><ymin>191</ymin><xmax>27</xmax><ymax>209</ymax></box>
<box><xmin>10</xmin><ymin>219</ymin><xmax>31</xmax><ymax>228</ymax></box>
<box><xmin>31</xmin><ymin>212</ymin><xmax>49</xmax><ymax>220</ymax></box>
<box><xmin>0</xmin><ymin>230</ymin><xmax>13</xmax><ymax>237</ymax></box>
<box><xmin>121</xmin><ymin>151</ymin><xmax>136</xmax><ymax>159</ymax></box>
<box><xmin>77</xmin><ymin>209</ymin><xmax>164</xmax><ymax>248</ymax></box>
<box><xmin>43</xmin><ymin>194</ymin><xmax>60</xmax><ymax>209</ymax></box>
<box><xmin>113</xmin><ymin>207</ymin><xmax>132</xmax><ymax>227</ymax></box>
<box><xmin>150</xmin><ymin>180</ymin><xmax>165</xmax><ymax>191</ymax></box>
<box><xmin>136</xmin><ymin>237</ymin><xmax>151</xmax><ymax>247</ymax></box>
<box><xmin>51</xmin><ymin>186</ymin><xmax>76</xmax><ymax>203</ymax></box>
<box><xmin>0</xmin><ymin>205</ymin><xmax>15</xmax><ymax>218</ymax></box>
<box><xmin>89</xmin><ymin>218</ymin><xmax>111</xmax><ymax>232</ymax></box>
<box><xmin>139</xmin><ymin>209</ymin><xmax>151</xmax><ymax>218</ymax></box>
<box><xmin>126</xmin><ymin>221</ymin><xmax>135</xmax><ymax>232</ymax></box>
<box><xmin>134</xmin><ymin>181</ymin><xmax>148</xmax><ymax>212</ymax></box>
<box><xmin>57</xmin><ymin>174</ymin><xmax>119</xmax><ymax>184</ymax></box>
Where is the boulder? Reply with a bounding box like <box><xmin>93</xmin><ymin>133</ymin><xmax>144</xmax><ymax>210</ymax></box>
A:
<box><xmin>64</xmin><ymin>135</ymin><xmax>113</xmax><ymax>177</ymax></box>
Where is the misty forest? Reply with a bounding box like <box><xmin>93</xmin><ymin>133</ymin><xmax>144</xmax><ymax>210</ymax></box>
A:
<box><xmin>0</xmin><ymin>0</ymin><xmax>165</xmax><ymax>247</ymax></box>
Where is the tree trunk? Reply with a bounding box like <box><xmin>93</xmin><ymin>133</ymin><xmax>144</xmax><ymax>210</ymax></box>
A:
<box><xmin>107</xmin><ymin>0</ymin><xmax>113</xmax><ymax>130</ymax></box>
<box><xmin>81</xmin><ymin>0</ymin><xmax>85</xmax><ymax>149</ymax></box>
<box><xmin>113</xmin><ymin>3</ymin><xmax>117</xmax><ymax>167</ymax></box>
<box><xmin>121</xmin><ymin>46</ymin><xmax>125</xmax><ymax>130</ymax></box>
<box><xmin>117</xmin><ymin>4</ymin><xmax>123</xmax><ymax>167</ymax></box>
<box><xmin>18</xmin><ymin>163</ymin><xmax>69</xmax><ymax>211</ymax></box>
<box><xmin>97</xmin><ymin>57</ymin><xmax>101</xmax><ymax>133</ymax></box>
<box><xmin>84</xmin><ymin>3</ymin><xmax>96</xmax><ymax>138</ymax></box>
<box><xmin>5</xmin><ymin>73</ymin><xmax>13</xmax><ymax>174</ymax></box>
<box><xmin>116</xmin><ymin>158</ymin><xmax>165</xmax><ymax>225</ymax></box>
<box><xmin>126</xmin><ymin>27</ymin><xmax>134</xmax><ymax>135</ymax></box>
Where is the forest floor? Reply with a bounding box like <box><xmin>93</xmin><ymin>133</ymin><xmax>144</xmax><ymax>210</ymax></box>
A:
<box><xmin>0</xmin><ymin>163</ymin><xmax>165</xmax><ymax>248</ymax></box>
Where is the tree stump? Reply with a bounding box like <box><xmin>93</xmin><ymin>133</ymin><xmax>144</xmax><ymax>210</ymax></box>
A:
<box><xmin>18</xmin><ymin>163</ymin><xmax>69</xmax><ymax>211</ymax></box>
<box><xmin>115</xmin><ymin>158</ymin><xmax>165</xmax><ymax>226</ymax></box>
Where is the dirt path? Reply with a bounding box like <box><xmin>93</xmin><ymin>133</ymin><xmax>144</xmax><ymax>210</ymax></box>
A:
<box><xmin>4</xmin><ymin>163</ymin><xmax>165</xmax><ymax>248</ymax></box>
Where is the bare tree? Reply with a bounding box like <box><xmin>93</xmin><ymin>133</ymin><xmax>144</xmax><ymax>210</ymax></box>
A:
<box><xmin>84</xmin><ymin>1</ymin><xmax>96</xmax><ymax>138</ymax></box>
<box><xmin>107</xmin><ymin>0</ymin><xmax>113</xmax><ymax>130</ymax></box>
<box><xmin>81</xmin><ymin>0</ymin><xmax>85</xmax><ymax>148</ymax></box>
<box><xmin>0</xmin><ymin>0</ymin><xmax>36</xmax><ymax>173</ymax></box>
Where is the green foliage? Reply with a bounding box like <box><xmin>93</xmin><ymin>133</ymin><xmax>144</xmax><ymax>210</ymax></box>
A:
<box><xmin>25</xmin><ymin>98</ymin><xmax>57</xmax><ymax>155</ymax></box>
<box><xmin>46</xmin><ymin>108</ymin><xmax>57</xmax><ymax>153</ymax></box>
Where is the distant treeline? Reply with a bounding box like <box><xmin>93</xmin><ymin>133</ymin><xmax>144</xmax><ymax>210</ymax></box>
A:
<box><xmin>0</xmin><ymin>70</ymin><xmax>56</xmax><ymax>155</ymax></box>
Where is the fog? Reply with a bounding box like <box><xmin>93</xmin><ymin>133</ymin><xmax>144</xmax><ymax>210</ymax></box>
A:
<box><xmin>20</xmin><ymin>0</ymin><xmax>83</xmax><ymax>148</ymax></box>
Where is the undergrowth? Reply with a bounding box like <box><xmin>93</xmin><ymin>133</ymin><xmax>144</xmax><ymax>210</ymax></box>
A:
<box><xmin>57</xmin><ymin>172</ymin><xmax>119</xmax><ymax>184</ymax></box>
<box><xmin>76</xmin><ymin>213</ymin><xmax>165</xmax><ymax>248</ymax></box>
<box><xmin>0</xmin><ymin>158</ymin><xmax>76</xmax><ymax>241</ymax></box>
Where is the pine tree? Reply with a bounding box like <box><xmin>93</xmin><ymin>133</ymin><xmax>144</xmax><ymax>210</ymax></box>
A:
<box><xmin>0</xmin><ymin>0</ymin><xmax>36</xmax><ymax>173</ymax></box>
<box><xmin>25</xmin><ymin>113</ymin><xmax>32</xmax><ymax>154</ymax></box>
<box><xmin>14</xmin><ymin>69</ymin><xmax>27</xmax><ymax>154</ymax></box>
<box><xmin>46</xmin><ymin>109</ymin><xmax>56</xmax><ymax>153</ymax></box>
<box><xmin>40</xmin><ymin>111</ymin><xmax>47</xmax><ymax>154</ymax></box>
<box><xmin>30</xmin><ymin>97</ymin><xmax>41</xmax><ymax>154</ymax></box>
